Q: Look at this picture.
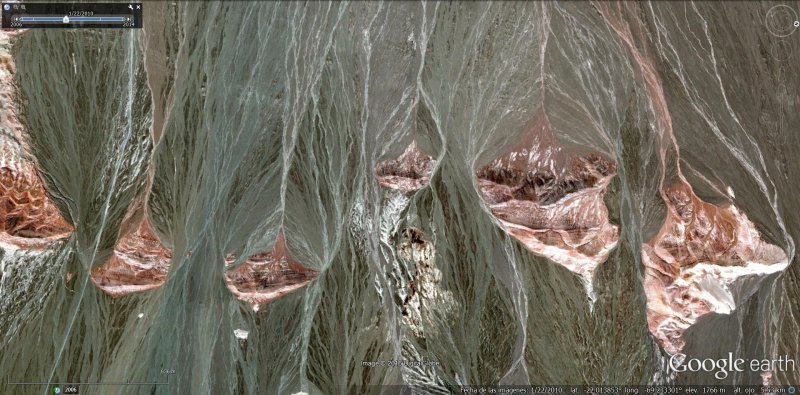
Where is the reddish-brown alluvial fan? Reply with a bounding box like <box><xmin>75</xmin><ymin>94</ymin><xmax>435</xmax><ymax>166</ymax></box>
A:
<box><xmin>90</xmin><ymin>220</ymin><xmax>172</xmax><ymax>296</ymax></box>
<box><xmin>475</xmin><ymin>112</ymin><xmax>619</xmax><ymax>282</ymax></box>
<box><xmin>224</xmin><ymin>231</ymin><xmax>318</xmax><ymax>311</ymax></box>
<box><xmin>91</xmin><ymin>221</ymin><xmax>319</xmax><ymax>307</ymax></box>
<box><xmin>0</xmin><ymin>30</ymin><xmax>73</xmax><ymax>250</ymax></box>
<box><xmin>477</xmin><ymin>153</ymin><xmax>619</xmax><ymax>280</ymax></box>
<box><xmin>375</xmin><ymin>140</ymin><xmax>435</xmax><ymax>194</ymax></box>
<box><xmin>642</xmin><ymin>182</ymin><xmax>787</xmax><ymax>354</ymax></box>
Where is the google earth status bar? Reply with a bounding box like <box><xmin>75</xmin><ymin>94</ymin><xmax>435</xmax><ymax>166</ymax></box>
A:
<box><xmin>1</xmin><ymin>3</ymin><xmax>142</xmax><ymax>29</ymax></box>
<box><xmin>374</xmin><ymin>386</ymin><xmax>800</xmax><ymax>394</ymax></box>
<box><xmin>456</xmin><ymin>386</ymin><xmax>799</xmax><ymax>394</ymax></box>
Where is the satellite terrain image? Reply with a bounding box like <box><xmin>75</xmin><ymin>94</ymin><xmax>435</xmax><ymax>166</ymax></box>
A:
<box><xmin>0</xmin><ymin>1</ymin><xmax>799</xmax><ymax>394</ymax></box>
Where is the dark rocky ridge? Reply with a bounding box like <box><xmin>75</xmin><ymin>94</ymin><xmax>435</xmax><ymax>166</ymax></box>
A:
<box><xmin>477</xmin><ymin>153</ymin><xmax>616</xmax><ymax>205</ymax></box>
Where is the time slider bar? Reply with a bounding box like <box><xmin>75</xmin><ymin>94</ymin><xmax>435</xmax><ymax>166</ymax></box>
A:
<box><xmin>15</xmin><ymin>15</ymin><xmax>132</xmax><ymax>23</ymax></box>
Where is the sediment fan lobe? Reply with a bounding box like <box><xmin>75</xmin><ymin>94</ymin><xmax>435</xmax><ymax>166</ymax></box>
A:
<box><xmin>643</xmin><ymin>182</ymin><xmax>788</xmax><ymax>355</ymax></box>
<box><xmin>0</xmin><ymin>1</ymin><xmax>798</xmax><ymax>393</ymax></box>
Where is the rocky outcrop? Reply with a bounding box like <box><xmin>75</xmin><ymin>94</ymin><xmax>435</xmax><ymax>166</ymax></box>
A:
<box><xmin>90</xmin><ymin>219</ymin><xmax>171</xmax><ymax>297</ymax></box>
<box><xmin>477</xmin><ymin>147</ymin><xmax>619</xmax><ymax>281</ymax></box>
<box><xmin>224</xmin><ymin>232</ymin><xmax>318</xmax><ymax>311</ymax></box>
<box><xmin>642</xmin><ymin>182</ymin><xmax>788</xmax><ymax>354</ymax></box>
<box><xmin>375</xmin><ymin>141</ymin><xmax>435</xmax><ymax>194</ymax></box>
<box><xmin>397</xmin><ymin>228</ymin><xmax>457</xmax><ymax>339</ymax></box>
